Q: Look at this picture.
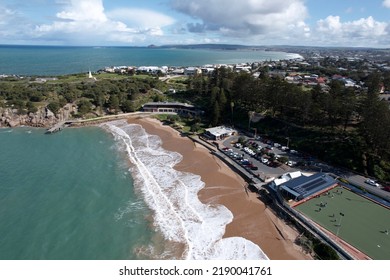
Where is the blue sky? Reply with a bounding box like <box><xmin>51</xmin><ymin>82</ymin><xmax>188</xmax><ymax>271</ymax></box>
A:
<box><xmin>1</xmin><ymin>0</ymin><xmax>389</xmax><ymax>47</ymax></box>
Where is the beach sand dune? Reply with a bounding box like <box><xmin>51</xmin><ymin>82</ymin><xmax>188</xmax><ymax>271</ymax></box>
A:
<box><xmin>128</xmin><ymin>117</ymin><xmax>311</xmax><ymax>260</ymax></box>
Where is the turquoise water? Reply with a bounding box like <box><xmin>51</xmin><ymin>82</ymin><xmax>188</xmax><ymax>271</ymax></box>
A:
<box><xmin>0</xmin><ymin>127</ymin><xmax>154</xmax><ymax>260</ymax></box>
<box><xmin>0</xmin><ymin>123</ymin><xmax>268</xmax><ymax>260</ymax></box>
<box><xmin>0</xmin><ymin>45</ymin><xmax>300</xmax><ymax>76</ymax></box>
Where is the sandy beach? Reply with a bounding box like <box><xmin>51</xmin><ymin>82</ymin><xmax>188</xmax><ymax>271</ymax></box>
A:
<box><xmin>128</xmin><ymin>117</ymin><xmax>311</xmax><ymax>260</ymax></box>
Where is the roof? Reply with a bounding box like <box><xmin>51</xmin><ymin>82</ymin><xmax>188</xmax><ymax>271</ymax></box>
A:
<box><xmin>289</xmin><ymin>171</ymin><xmax>302</xmax><ymax>179</ymax></box>
<box><xmin>281</xmin><ymin>172</ymin><xmax>336</xmax><ymax>200</ymax></box>
<box><xmin>205</xmin><ymin>126</ymin><xmax>236</xmax><ymax>137</ymax></box>
<box><xmin>143</xmin><ymin>102</ymin><xmax>195</xmax><ymax>108</ymax></box>
<box><xmin>273</xmin><ymin>171</ymin><xmax>302</xmax><ymax>187</ymax></box>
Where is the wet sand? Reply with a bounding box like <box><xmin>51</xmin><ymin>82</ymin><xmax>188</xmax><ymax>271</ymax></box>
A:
<box><xmin>128</xmin><ymin>117</ymin><xmax>311</xmax><ymax>260</ymax></box>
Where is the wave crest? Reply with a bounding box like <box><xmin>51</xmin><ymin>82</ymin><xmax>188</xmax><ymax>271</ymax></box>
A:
<box><xmin>102</xmin><ymin>120</ymin><xmax>268</xmax><ymax>260</ymax></box>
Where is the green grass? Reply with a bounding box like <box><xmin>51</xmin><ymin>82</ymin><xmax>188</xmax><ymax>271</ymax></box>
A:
<box><xmin>295</xmin><ymin>185</ymin><xmax>390</xmax><ymax>259</ymax></box>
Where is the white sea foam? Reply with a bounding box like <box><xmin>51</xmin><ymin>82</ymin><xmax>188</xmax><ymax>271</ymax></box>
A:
<box><xmin>102</xmin><ymin>120</ymin><xmax>268</xmax><ymax>260</ymax></box>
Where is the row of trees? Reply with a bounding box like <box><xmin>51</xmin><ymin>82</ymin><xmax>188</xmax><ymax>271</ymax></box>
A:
<box><xmin>186</xmin><ymin>68</ymin><xmax>390</xmax><ymax>181</ymax></box>
<box><xmin>0</xmin><ymin>76</ymin><xmax>164</xmax><ymax>116</ymax></box>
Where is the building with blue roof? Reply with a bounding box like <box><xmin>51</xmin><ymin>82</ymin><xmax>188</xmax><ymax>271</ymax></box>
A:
<box><xmin>278</xmin><ymin>172</ymin><xmax>337</xmax><ymax>201</ymax></box>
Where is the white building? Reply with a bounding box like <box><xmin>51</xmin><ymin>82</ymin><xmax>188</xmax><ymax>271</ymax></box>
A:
<box><xmin>137</xmin><ymin>66</ymin><xmax>161</xmax><ymax>74</ymax></box>
<box><xmin>204</xmin><ymin>126</ymin><xmax>237</xmax><ymax>140</ymax></box>
<box><xmin>268</xmin><ymin>171</ymin><xmax>303</xmax><ymax>192</ymax></box>
<box><xmin>184</xmin><ymin>67</ymin><xmax>201</xmax><ymax>76</ymax></box>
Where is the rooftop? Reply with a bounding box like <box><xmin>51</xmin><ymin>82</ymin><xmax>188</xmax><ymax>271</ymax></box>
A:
<box><xmin>205</xmin><ymin>126</ymin><xmax>236</xmax><ymax>137</ymax></box>
<box><xmin>281</xmin><ymin>172</ymin><xmax>336</xmax><ymax>200</ymax></box>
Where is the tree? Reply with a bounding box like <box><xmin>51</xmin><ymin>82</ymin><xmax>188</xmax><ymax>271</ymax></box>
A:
<box><xmin>77</xmin><ymin>99</ymin><xmax>93</xmax><ymax>115</ymax></box>
<box><xmin>61</xmin><ymin>83</ymin><xmax>79</xmax><ymax>102</ymax></box>
<box><xmin>47</xmin><ymin>102</ymin><xmax>60</xmax><ymax>114</ymax></box>
<box><xmin>313</xmin><ymin>242</ymin><xmax>339</xmax><ymax>260</ymax></box>
<box><xmin>358</xmin><ymin>73</ymin><xmax>390</xmax><ymax>177</ymax></box>
<box><xmin>190</xmin><ymin>122</ymin><xmax>201</xmax><ymax>133</ymax></box>
<box><xmin>108</xmin><ymin>95</ymin><xmax>120</xmax><ymax>114</ymax></box>
<box><xmin>122</xmin><ymin>100</ymin><xmax>136</xmax><ymax>112</ymax></box>
<box><xmin>167</xmin><ymin>114</ymin><xmax>180</xmax><ymax>123</ymax></box>
<box><xmin>26</xmin><ymin>101</ymin><xmax>38</xmax><ymax>114</ymax></box>
<box><xmin>339</xmin><ymin>87</ymin><xmax>358</xmax><ymax>132</ymax></box>
<box><xmin>383</xmin><ymin>72</ymin><xmax>390</xmax><ymax>92</ymax></box>
<box><xmin>12</xmin><ymin>99</ymin><xmax>26</xmax><ymax>114</ymax></box>
<box><xmin>94</xmin><ymin>91</ymin><xmax>106</xmax><ymax>114</ymax></box>
<box><xmin>210</xmin><ymin>87</ymin><xmax>219</xmax><ymax>105</ymax></box>
<box><xmin>218</xmin><ymin>88</ymin><xmax>227</xmax><ymax>113</ymax></box>
<box><xmin>310</xmin><ymin>84</ymin><xmax>327</xmax><ymax>126</ymax></box>
<box><xmin>232</xmin><ymin>72</ymin><xmax>258</xmax><ymax>110</ymax></box>
<box><xmin>211</xmin><ymin>100</ymin><xmax>220</xmax><ymax>126</ymax></box>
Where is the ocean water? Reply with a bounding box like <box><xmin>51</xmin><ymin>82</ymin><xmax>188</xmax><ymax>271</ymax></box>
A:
<box><xmin>0</xmin><ymin>123</ymin><xmax>268</xmax><ymax>260</ymax></box>
<box><xmin>0</xmin><ymin>45</ymin><xmax>301</xmax><ymax>76</ymax></box>
<box><xmin>0</xmin><ymin>126</ymin><xmax>155</xmax><ymax>260</ymax></box>
<box><xmin>102</xmin><ymin>120</ymin><xmax>268</xmax><ymax>260</ymax></box>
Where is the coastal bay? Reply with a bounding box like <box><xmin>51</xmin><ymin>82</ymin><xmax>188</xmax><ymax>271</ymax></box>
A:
<box><xmin>127</xmin><ymin>117</ymin><xmax>311</xmax><ymax>260</ymax></box>
<box><xmin>0</xmin><ymin>45</ymin><xmax>300</xmax><ymax>76</ymax></box>
<box><xmin>0</xmin><ymin>117</ymin><xmax>311</xmax><ymax>260</ymax></box>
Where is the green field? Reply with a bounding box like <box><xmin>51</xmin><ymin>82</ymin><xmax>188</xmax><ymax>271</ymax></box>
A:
<box><xmin>295</xmin><ymin>185</ymin><xmax>390</xmax><ymax>259</ymax></box>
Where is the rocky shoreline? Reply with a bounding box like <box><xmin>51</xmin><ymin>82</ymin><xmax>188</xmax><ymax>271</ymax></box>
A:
<box><xmin>0</xmin><ymin>103</ymin><xmax>77</xmax><ymax>128</ymax></box>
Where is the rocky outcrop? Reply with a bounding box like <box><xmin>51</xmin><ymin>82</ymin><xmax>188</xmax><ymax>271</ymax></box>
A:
<box><xmin>0</xmin><ymin>104</ymin><xmax>77</xmax><ymax>128</ymax></box>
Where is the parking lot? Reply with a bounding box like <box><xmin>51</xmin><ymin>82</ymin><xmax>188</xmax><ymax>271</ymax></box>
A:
<box><xmin>217</xmin><ymin>133</ymin><xmax>390</xmax><ymax>202</ymax></box>
<box><xmin>221</xmin><ymin>135</ymin><xmax>303</xmax><ymax>181</ymax></box>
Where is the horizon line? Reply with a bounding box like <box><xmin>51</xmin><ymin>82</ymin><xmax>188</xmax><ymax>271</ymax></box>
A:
<box><xmin>0</xmin><ymin>43</ymin><xmax>389</xmax><ymax>50</ymax></box>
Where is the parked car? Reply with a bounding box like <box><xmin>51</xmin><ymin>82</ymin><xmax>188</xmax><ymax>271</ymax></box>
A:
<box><xmin>261</xmin><ymin>157</ymin><xmax>269</xmax><ymax>164</ymax></box>
<box><xmin>249</xmin><ymin>165</ymin><xmax>259</xmax><ymax>170</ymax></box>
<box><xmin>365</xmin><ymin>179</ymin><xmax>380</xmax><ymax>187</ymax></box>
<box><xmin>268</xmin><ymin>161</ymin><xmax>282</xmax><ymax>168</ymax></box>
<box><xmin>287</xmin><ymin>160</ymin><xmax>297</xmax><ymax>167</ymax></box>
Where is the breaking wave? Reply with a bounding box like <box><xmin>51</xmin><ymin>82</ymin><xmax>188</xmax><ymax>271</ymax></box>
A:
<box><xmin>102</xmin><ymin>120</ymin><xmax>268</xmax><ymax>260</ymax></box>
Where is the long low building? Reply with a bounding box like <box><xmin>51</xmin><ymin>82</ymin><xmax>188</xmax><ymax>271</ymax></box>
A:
<box><xmin>142</xmin><ymin>102</ymin><xmax>204</xmax><ymax>116</ymax></box>
<box><xmin>278</xmin><ymin>172</ymin><xmax>337</xmax><ymax>201</ymax></box>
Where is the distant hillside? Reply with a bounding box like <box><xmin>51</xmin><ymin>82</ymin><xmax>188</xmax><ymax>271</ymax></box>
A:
<box><xmin>158</xmin><ymin>44</ymin><xmax>266</xmax><ymax>51</ymax></box>
<box><xmin>154</xmin><ymin>43</ymin><xmax>389</xmax><ymax>53</ymax></box>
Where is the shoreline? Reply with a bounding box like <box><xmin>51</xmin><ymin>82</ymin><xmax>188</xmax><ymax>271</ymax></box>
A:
<box><xmin>127</xmin><ymin>117</ymin><xmax>311</xmax><ymax>260</ymax></box>
<box><xmin>4</xmin><ymin>117</ymin><xmax>311</xmax><ymax>259</ymax></box>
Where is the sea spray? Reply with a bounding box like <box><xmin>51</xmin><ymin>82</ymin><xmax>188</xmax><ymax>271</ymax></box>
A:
<box><xmin>102</xmin><ymin>120</ymin><xmax>268</xmax><ymax>260</ymax></box>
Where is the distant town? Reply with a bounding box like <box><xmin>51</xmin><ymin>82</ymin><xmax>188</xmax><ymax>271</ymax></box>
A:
<box><xmin>96</xmin><ymin>46</ymin><xmax>390</xmax><ymax>102</ymax></box>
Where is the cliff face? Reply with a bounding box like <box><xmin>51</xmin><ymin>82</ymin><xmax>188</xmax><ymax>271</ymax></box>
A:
<box><xmin>0</xmin><ymin>104</ymin><xmax>76</xmax><ymax>128</ymax></box>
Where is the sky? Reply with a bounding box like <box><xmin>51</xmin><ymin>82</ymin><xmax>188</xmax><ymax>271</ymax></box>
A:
<box><xmin>0</xmin><ymin>0</ymin><xmax>390</xmax><ymax>47</ymax></box>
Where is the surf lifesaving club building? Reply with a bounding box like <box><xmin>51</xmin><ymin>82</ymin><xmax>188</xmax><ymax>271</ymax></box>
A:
<box><xmin>142</xmin><ymin>102</ymin><xmax>204</xmax><ymax>116</ymax></box>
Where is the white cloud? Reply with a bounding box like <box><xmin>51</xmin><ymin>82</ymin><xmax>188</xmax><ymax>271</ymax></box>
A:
<box><xmin>34</xmin><ymin>0</ymin><xmax>175</xmax><ymax>45</ymax></box>
<box><xmin>0</xmin><ymin>5</ymin><xmax>34</xmax><ymax>42</ymax></box>
<box><xmin>0</xmin><ymin>6</ymin><xmax>14</xmax><ymax>25</ymax></box>
<box><xmin>171</xmin><ymin>0</ymin><xmax>308</xmax><ymax>37</ymax></box>
<box><xmin>316</xmin><ymin>16</ymin><xmax>388</xmax><ymax>46</ymax></box>
<box><xmin>108</xmin><ymin>8</ymin><xmax>174</xmax><ymax>29</ymax></box>
<box><xmin>169</xmin><ymin>0</ymin><xmax>390</xmax><ymax>47</ymax></box>
<box><xmin>56</xmin><ymin>0</ymin><xmax>107</xmax><ymax>22</ymax></box>
<box><xmin>2</xmin><ymin>0</ymin><xmax>390</xmax><ymax>47</ymax></box>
